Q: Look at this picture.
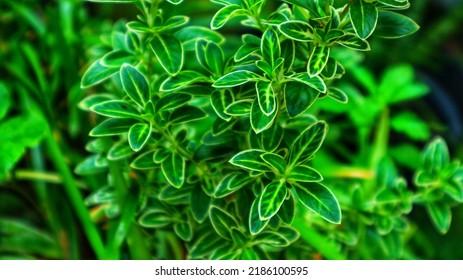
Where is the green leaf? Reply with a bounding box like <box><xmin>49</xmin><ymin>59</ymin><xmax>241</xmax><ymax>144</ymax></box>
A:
<box><xmin>261</xmin><ymin>28</ymin><xmax>281</xmax><ymax>68</ymax></box>
<box><xmin>161</xmin><ymin>152</ymin><xmax>185</xmax><ymax>188</ymax></box>
<box><xmin>213</xmin><ymin>70</ymin><xmax>261</xmax><ymax>88</ymax></box>
<box><xmin>260</xmin><ymin>123</ymin><xmax>284</xmax><ymax>152</ymax></box>
<box><xmin>378</xmin><ymin>0</ymin><xmax>410</xmax><ymax>10</ymax></box>
<box><xmin>215</xmin><ymin>172</ymin><xmax>250</xmax><ymax>198</ymax></box>
<box><xmin>150</xmin><ymin>35</ymin><xmax>184</xmax><ymax>75</ymax></box>
<box><xmin>251</xmin><ymin>98</ymin><xmax>277</xmax><ymax>134</ymax></box>
<box><xmin>256</xmin><ymin>60</ymin><xmax>273</xmax><ymax>78</ymax></box>
<box><xmin>259</xmin><ymin>180</ymin><xmax>287</xmax><ymax>220</ymax></box>
<box><xmin>256</xmin><ymin>80</ymin><xmax>276</xmax><ymax>116</ymax></box>
<box><xmin>0</xmin><ymin>84</ymin><xmax>11</xmax><ymax>121</ymax></box>
<box><xmin>128</xmin><ymin>123</ymin><xmax>151</xmax><ymax>152</ymax></box>
<box><xmin>130</xmin><ymin>150</ymin><xmax>157</xmax><ymax>170</ymax></box>
<box><xmin>288</xmin><ymin>164</ymin><xmax>323</xmax><ymax>182</ymax></box>
<box><xmin>278</xmin><ymin>193</ymin><xmax>296</xmax><ymax>224</ymax></box>
<box><xmin>285</xmin><ymin>82</ymin><xmax>319</xmax><ymax>118</ymax></box>
<box><xmin>166</xmin><ymin>0</ymin><xmax>183</xmax><ymax>4</ymax></box>
<box><xmin>337</xmin><ymin>33</ymin><xmax>371</xmax><ymax>51</ymax></box>
<box><xmin>101</xmin><ymin>50</ymin><xmax>136</xmax><ymax>68</ymax></box>
<box><xmin>160</xmin><ymin>15</ymin><xmax>189</xmax><ymax>32</ymax></box>
<box><xmin>78</xmin><ymin>94</ymin><xmax>116</xmax><ymax>111</ymax></box>
<box><xmin>190</xmin><ymin>231</ymin><xmax>226</xmax><ymax>259</ymax></box>
<box><xmin>175</xmin><ymin>26</ymin><xmax>225</xmax><ymax>51</ymax></box>
<box><xmin>308</xmin><ymin>45</ymin><xmax>330</xmax><ymax>77</ymax></box>
<box><xmin>375</xmin><ymin>10</ymin><xmax>419</xmax><ymax>38</ymax></box>
<box><xmin>159</xmin><ymin>185</ymin><xmax>192</xmax><ymax>205</ymax></box>
<box><xmin>211</xmin><ymin>90</ymin><xmax>234</xmax><ymax>121</ymax></box>
<box><xmin>160</xmin><ymin>71</ymin><xmax>207</xmax><ymax>91</ymax></box>
<box><xmin>81</xmin><ymin>59</ymin><xmax>119</xmax><ymax>88</ymax></box>
<box><xmin>261</xmin><ymin>153</ymin><xmax>287</xmax><ymax>175</ymax></box>
<box><xmin>155</xmin><ymin>93</ymin><xmax>192</xmax><ymax>111</ymax></box>
<box><xmin>75</xmin><ymin>155</ymin><xmax>107</xmax><ymax>175</ymax></box>
<box><xmin>174</xmin><ymin>221</ymin><xmax>193</xmax><ymax>241</ymax></box>
<box><xmin>426</xmin><ymin>202</ymin><xmax>452</xmax><ymax>234</ymax></box>
<box><xmin>327</xmin><ymin>87</ymin><xmax>348</xmax><ymax>103</ymax></box>
<box><xmin>423</xmin><ymin>137</ymin><xmax>450</xmax><ymax>175</ymax></box>
<box><xmin>120</xmin><ymin>64</ymin><xmax>150</xmax><ymax>107</ymax></box>
<box><xmin>229</xmin><ymin>149</ymin><xmax>269</xmax><ymax>172</ymax></box>
<box><xmin>205</xmin><ymin>42</ymin><xmax>225</xmax><ymax>75</ymax></box>
<box><xmin>349</xmin><ymin>1</ymin><xmax>378</xmax><ymax>39</ymax></box>
<box><xmin>294</xmin><ymin>182</ymin><xmax>341</xmax><ymax>224</ymax></box>
<box><xmin>108</xmin><ymin>140</ymin><xmax>135</xmax><ymax>160</ymax></box>
<box><xmin>230</xmin><ymin>228</ymin><xmax>247</xmax><ymax>247</ymax></box>
<box><xmin>210</xmin><ymin>206</ymin><xmax>239</xmax><ymax>239</ymax></box>
<box><xmin>211</xmin><ymin>4</ymin><xmax>246</xmax><ymax>30</ymax></box>
<box><xmin>279</xmin><ymin>20</ymin><xmax>314</xmax><ymax>42</ymax></box>
<box><xmin>191</xmin><ymin>188</ymin><xmax>211</xmax><ymax>223</ymax></box>
<box><xmin>212</xmin><ymin>118</ymin><xmax>237</xmax><ymax>136</ymax></box>
<box><xmin>169</xmin><ymin>106</ymin><xmax>207</xmax><ymax>124</ymax></box>
<box><xmin>289</xmin><ymin>121</ymin><xmax>327</xmax><ymax>165</ymax></box>
<box><xmin>287</xmin><ymin>72</ymin><xmax>326</xmax><ymax>92</ymax></box>
<box><xmin>91</xmin><ymin>100</ymin><xmax>142</xmax><ymax>119</ymax></box>
<box><xmin>90</xmin><ymin>118</ymin><xmax>137</xmax><ymax>137</ymax></box>
<box><xmin>249</xmin><ymin>198</ymin><xmax>270</xmax><ymax>235</ymax></box>
<box><xmin>224</xmin><ymin>99</ymin><xmax>253</xmax><ymax>116</ymax></box>
<box><xmin>138</xmin><ymin>209</ymin><xmax>172</xmax><ymax>228</ymax></box>
<box><xmin>391</xmin><ymin>112</ymin><xmax>430</xmax><ymax>141</ymax></box>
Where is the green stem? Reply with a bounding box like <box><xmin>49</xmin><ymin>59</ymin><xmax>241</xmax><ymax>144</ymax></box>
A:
<box><xmin>45</xmin><ymin>132</ymin><xmax>106</xmax><ymax>259</ymax></box>
<box><xmin>370</xmin><ymin>108</ymin><xmax>389</xmax><ymax>169</ymax></box>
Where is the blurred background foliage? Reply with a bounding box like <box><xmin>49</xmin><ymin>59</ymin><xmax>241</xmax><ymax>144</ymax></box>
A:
<box><xmin>0</xmin><ymin>0</ymin><xmax>462</xmax><ymax>259</ymax></box>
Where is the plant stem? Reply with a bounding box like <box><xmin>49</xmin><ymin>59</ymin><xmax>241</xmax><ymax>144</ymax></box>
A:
<box><xmin>44</xmin><ymin>132</ymin><xmax>106</xmax><ymax>259</ymax></box>
<box><xmin>370</xmin><ymin>108</ymin><xmax>390</xmax><ymax>169</ymax></box>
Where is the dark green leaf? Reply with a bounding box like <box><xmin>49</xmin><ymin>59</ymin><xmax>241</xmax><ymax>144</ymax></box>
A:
<box><xmin>287</xmin><ymin>72</ymin><xmax>326</xmax><ymax>92</ymax></box>
<box><xmin>278</xmin><ymin>193</ymin><xmax>296</xmax><ymax>224</ymax></box>
<box><xmin>337</xmin><ymin>33</ymin><xmax>371</xmax><ymax>51</ymax></box>
<box><xmin>229</xmin><ymin>149</ymin><xmax>270</xmax><ymax>172</ymax></box>
<box><xmin>78</xmin><ymin>94</ymin><xmax>116</xmax><ymax>111</ymax></box>
<box><xmin>101</xmin><ymin>50</ymin><xmax>136</xmax><ymax>68</ymax></box>
<box><xmin>175</xmin><ymin>26</ymin><xmax>225</xmax><ymax>51</ymax></box>
<box><xmin>251</xmin><ymin>98</ymin><xmax>277</xmax><ymax>134</ymax></box>
<box><xmin>130</xmin><ymin>150</ymin><xmax>157</xmax><ymax>170</ymax></box>
<box><xmin>224</xmin><ymin>99</ymin><xmax>253</xmax><ymax>116</ymax></box>
<box><xmin>327</xmin><ymin>87</ymin><xmax>348</xmax><ymax>103</ymax></box>
<box><xmin>261</xmin><ymin>28</ymin><xmax>281</xmax><ymax>68</ymax></box>
<box><xmin>128</xmin><ymin>123</ymin><xmax>151</xmax><ymax>152</ymax></box>
<box><xmin>90</xmin><ymin>100</ymin><xmax>142</xmax><ymax>119</ymax></box>
<box><xmin>211</xmin><ymin>90</ymin><xmax>234</xmax><ymax>121</ymax></box>
<box><xmin>160</xmin><ymin>15</ymin><xmax>189</xmax><ymax>32</ymax></box>
<box><xmin>206</xmin><ymin>42</ymin><xmax>225</xmax><ymax>75</ymax></box>
<box><xmin>426</xmin><ymin>202</ymin><xmax>452</xmax><ymax>234</ymax></box>
<box><xmin>210</xmin><ymin>206</ymin><xmax>239</xmax><ymax>239</ymax></box>
<box><xmin>169</xmin><ymin>106</ymin><xmax>207</xmax><ymax>124</ymax></box>
<box><xmin>160</xmin><ymin>71</ymin><xmax>207</xmax><ymax>91</ymax></box>
<box><xmin>215</xmin><ymin>172</ymin><xmax>250</xmax><ymax>198</ymax></box>
<box><xmin>81</xmin><ymin>59</ymin><xmax>119</xmax><ymax>88</ymax></box>
<box><xmin>150</xmin><ymin>35</ymin><xmax>184</xmax><ymax>75</ymax></box>
<box><xmin>308</xmin><ymin>45</ymin><xmax>330</xmax><ymax>77</ymax></box>
<box><xmin>174</xmin><ymin>221</ymin><xmax>193</xmax><ymax>241</ymax></box>
<box><xmin>289</xmin><ymin>121</ymin><xmax>327</xmax><ymax>165</ymax></box>
<box><xmin>349</xmin><ymin>1</ymin><xmax>378</xmax><ymax>39</ymax></box>
<box><xmin>288</xmin><ymin>164</ymin><xmax>323</xmax><ymax>182</ymax></box>
<box><xmin>294</xmin><ymin>182</ymin><xmax>341</xmax><ymax>224</ymax></box>
<box><xmin>138</xmin><ymin>209</ymin><xmax>172</xmax><ymax>228</ymax></box>
<box><xmin>261</xmin><ymin>153</ymin><xmax>287</xmax><ymax>175</ymax></box>
<box><xmin>90</xmin><ymin>118</ymin><xmax>137</xmax><ymax>137</ymax></box>
<box><xmin>161</xmin><ymin>152</ymin><xmax>185</xmax><ymax>188</ymax></box>
<box><xmin>75</xmin><ymin>155</ymin><xmax>107</xmax><ymax>175</ymax></box>
<box><xmin>108</xmin><ymin>140</ymin><xmax>135</xmax><ymax>160</ymax></box>
<box><xmin>249</xmin><ymin>198</ymin><xmax>270</xmax><ymax>235</ymax></box>
<box><xmin>375</xmin><ymin>11</ymin><xmax>419</xmax><ymax>39</ymax></box>
<box><xmin>260</xmin><ymin>123</ymin><xmax>284</xmax><ymax>152</ymax></box>
<box><xmin>285</xmin><ymin>81</ymin><xmax>319</xmax><ymax>118</ymax></box>
<box><xmin>259</xmin><ymin>180</ymin><xmax>287</xmax><ymax>220</ymax></box>
<box><xmin>155</xmin><ymin>93</ymin><xmax>192</xmax><ymax>112</ymax></box>
<box><xmin>213</xmin><ymin>70</ymin><xmax>261</xmax><ymax>88</ymax></box>
<box><xmin>191</xmin><ymin>188</ymin><xmax>211</xmax><ymax>223</ymax></box>
<box><xmin>120</xmin><ymin>64</ymin><xmax>150</xmax><ymax>107</ymax></box>
<box><xmin>423</xmin><ymin>137</ymin><xmax>450</xmax><ymax>175</ymax></box>
<box><xmin>211</xmin><ymin>4</ymin><xmax>246</xmax><ymax>30</ymax></box>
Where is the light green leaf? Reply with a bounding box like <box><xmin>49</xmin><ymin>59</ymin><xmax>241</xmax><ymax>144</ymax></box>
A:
<box><xmin>229</xmin><ymin>149</ymin><xmax>269</xmax><ymax>172</ymax></box>
<box><xmin>224</xmin><ymin>99</ymin><xmax>253</xmax><ymax>116</ymax></box>
<box><xmin>349</xmin><ymin>1</ymin><xmax>378</xmax><ymax>39</ymax></box>
<box><xmin>261</xmin><ymin>28</ymin><xmax>281</xmax><ymax>68</ymax></box>
<box><xmin>288</xmin><ymin>164</ymin><xmax>323</xmax><ymax>182</ymax></box>
<box><xmin>128</xmin><ymin>123</ymin><xmax>151</xmax><ymax>152</ymax></box>
<box><xmin>211</xmin><ymin>4</ymin><xmax>247</xmax><ymax>30</ymax></box>
<box><xmin>287</xmin><ymin>72</ymin><xmax>326</xmax><ymax>92</ymax></box>
<box><xmin>160</xmin><ymin>15</ymin><xmax>189</xmax><ymax>32</ymax></box>
<box><xmin>285</xmin><ymin>82</ymin><xmax>319</xmax><ymax>118</ymax></box>
<box><xmin>213</xmin><ymin>70</ymin><xmax>261</xmax><ymax>88</ymax></box>
<box><xmin>391</xmin><ymin>112</ymin><xmax>430</xmax><ymax>141</ymax></box>
<box><xmin>294</xmin><ymin>182</ymin><xmax>341</xmax><ymax>224</ymax></box>
<box><xmin>161</xmin><ymin>152</ymin><xmax>185</xmax><ymax>188</ymax></box>
<box><xmin>210</xmin><ymin>206</ymin><xmax>239</xmax><ymax>239</ymax></box>
<box><xmin>426</xmin><ymin>202</ymin><xmax>452</xmax><ymax>234</ymax></box>
<box><xmin>160</xmin><ymin>71</ymin><xmax>207</xmax><ymax>91</ymax></box>
<box><xmin>169</xmin><ymin>106</ymin><xmax>207</xmax><ymax>124</ymax></box>
<box><xmin>256</xmin><ymin>80</ymin><xmax>276</xmax><ymax>116</ymax></box>
<box><xmin>90</xmin><ymin>100</ymin><xmax>142</xmax><ymax>119</ymax></box>
<box><xmin>175</xmin><ymin>26</ymin><xmax>225</xmax><ymax>51</ymax></box>
<box><xmin>423</xmin><ymin>137</ymin><xmax>450</xmax><ymax>175</ymax></box>
<box><xmin>261</xmin><ymin>153</ymin><xmax>287</xmax><ymax>175</ymax></box>
<box><xmin>289</xmin><ymin>121</ymin><xmax>327</xmax><ymax>165</ymax></box>
<box><xmin>308</xmin><ymin>45</ymin><xmax>330</xmax><ymax>77</ymax></box>
<box><xmin>251</xmin><ymin>98</ymin><xmax>277</xmax><ymax>134</ymax></box>
<box><xmin>120</xmin><ymin>64</ymin><xmax>150</xmax><ymax>107</ymax></box>
<box><xmin>249</xmin><ymin>198</ymin><xmax>270</xmax><ymax>235</ymax></box>
<box><xmin>90</xmin><ymin>118</ymin><xmax>137</xmax><ymax>137</ymax></box>
<box><xmin>81</xmin><ymin>59</ymin><xmax>119</xmax><ymax>88</ymax></box>
<box><xmin>150</xmin><ymin>35</ymin><xmax>184</xmax><ymax>75</ymax></box>
<box><xmin>375</xmin><ymin>10</ymin><xmax>419</xmax><ymax>38</ymax></box>
<box><xmin>215</xmin><ymin>172</ymin><xmax>250</xmax><ymax>198</ymax></box>
<box><xmin>259</xmin><ymin>180</ymin><xmax>287</xmax><ymax>220</ymax></box>
<box><xmin>138</xmin><ymin>209</ymin><xmax>172</xmax><ymax>228</ymax></box>
<box><xmin>279</xmin><ymin>20</ymin><xmax>314</xmax><ymax>42</ymax></box>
